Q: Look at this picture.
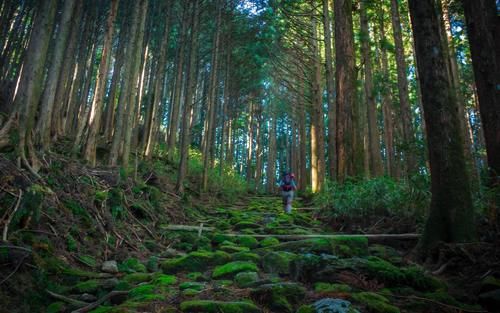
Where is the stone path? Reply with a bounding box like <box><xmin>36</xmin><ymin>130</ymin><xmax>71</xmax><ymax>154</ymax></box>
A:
<box><xmin>45</xmin><ymin>196</ymin><xmax>483</xmax><ymax>313</ymax></box>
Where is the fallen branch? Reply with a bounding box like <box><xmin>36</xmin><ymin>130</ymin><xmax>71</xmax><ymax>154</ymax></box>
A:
<box><xmin>223</xmin><ymin>233</ymin><xmax>421</xmax><ymax>240</ymax></box>
<box><xmin>0</xmin><ymin>244</ymin><xmax>32</xmax><ymax>254</ymax></box>
<box><xmin>71</xmin><ymin>290</ymin><xmax>129</xmax><ymax>313</ymax></box>
<box><xmin>160</xmin><ymin>224</ymin><xmax>215</xmax><ymax>232</ymax></box>
<box><xmin>2</xmin><ymin>190</ymin><xmax>23</xmax><ymax>241</ymax></box>
<box><xmin>387</xmin><ymin>294</ymin><xmax>487</xmax><ymax>313</ymax></box>
<box><xmin>46</xmin><ymin>290</ymin><xmax>88</xmax><ymax>307</ymax></box>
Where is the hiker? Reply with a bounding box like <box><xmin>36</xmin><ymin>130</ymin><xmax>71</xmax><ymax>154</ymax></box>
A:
<box><xmin>279</xmin><ymin>171</ymin><xmax>297</xmax><ymax>214</ymax></box>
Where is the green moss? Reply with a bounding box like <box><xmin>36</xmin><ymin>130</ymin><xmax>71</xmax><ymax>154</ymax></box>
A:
<box><xmin>352</xmin><ymin>292</ymin><xmax>400</xmax><ymax>313</ymax></box>
<box><xmin>186</xmin><ymin>272</ymin><xmax>205</xmax><ymax>281</ymax></box>
<box><xmin>220</xmin><ymin>245</ymin><xmax>250</xmax><ymax>253</ymax></box>
<box><xmin>88</xmin><ymin>307</ymin><xmax>112</xmax><ymax>313</ymax></box>
<box><xmin>331</xmin><ymin>236</ymin><xmax>368</xmax><ymax>257</ymax></box>
<box><xmin>74</xmin><ymin>279</ymin><xmax>100</xmax><ymax>293</ymax></box>
<box><xmin>46</xmin><ymin>302</ymin><xmax>66</xmax><ymax>313</ymax></box>
<box><xmin>234</xmin><ymin>271</ymin><xmax>259</xmax><ymax>288</ymax></box>
<box><xmin>119</xmin><ymin>258</ymin><xmax>147</xmax><ymax>273</ymax></box>
<box><xmin>232</xmin><ymin>252</ymin><xmax>261</xmax><ymax>263</ymax></box>
<box><xmin>67</xmin><ymin>235</ymin><xmax>78</xmax><ymax>252</ymax></box>
<box><xmin>180</xmin><ymin>300</ymin><xmax>261</xmax><ymax>313</ymax></box>
<box><xmin>296</xmin><ymin>305</ymin><xmax>315</xmax><ymax>313</ymax></box>
<box><xmin>251</xmin><ymin>282</ymin><xmax>306</xmax><ymax>312</ymax></box>
<box><xmin>179</xmin><ymin>281</ymin><xmax>206</xmax><ymax>291</ymax></box>
<box><xmin>182</xmin><ymin>288</ymin><xmax>202</xmax><ymax>296</ymax></box>
<box><xmin>77</xmin><ymin>255</ymin><xmax>97</xmax><ymax>268</ymax></box>
<box><xmin>147</xmin><ymin>256</ymin><xmax>159</xmax><ymax>272</ymax></box>
<box><xmin>314</xmin><ymin>282</ymin><xmax>352</xmax><ymax>293</ymax></box>
<box><xmin>123</xmin><ymin>273</ymin><xmax>152</xmax><ymax>284</ymax></box>
<box><xmin>233</xmin><ymin>221</ymin><xmax>261</xmax><ymax>230</ymax></box>
<box><xmin>162</xmin><ymin>250</ymin><xmax>230</xmax><ymax>273</ymax></box>
<box><xmin>237</xmin><ymin>236</ymin><xmax>259</xmax><ymax>249</ymax></box>
<box><xmin>262</xmin><ymin>251</ymin><xmax>297</xmax><ymax>275</ymax></box>
<box><xmin>153</xmin><ymin>274</ymin><xmax>177</xmax><ymax>286</ymax></box>
<box><xmin>260</xmin><ymin>237</ymin><xmax>280</xmax><ymax>247</ymax></box>
<box><xmin>129</xmin><ymin>284</ymin><xmax>155</xmax><ymax>299</ymax></box>
<box><xmin>212</xmin><ymin>261</ymin><xmax>258</xmax><ymax>279</ymax></box>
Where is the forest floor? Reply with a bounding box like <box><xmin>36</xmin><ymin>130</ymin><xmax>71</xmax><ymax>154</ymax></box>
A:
<box><xmin>0</xmin><ymin>153</ymin><xmax>498</xmax><ymax>313</ymax></box>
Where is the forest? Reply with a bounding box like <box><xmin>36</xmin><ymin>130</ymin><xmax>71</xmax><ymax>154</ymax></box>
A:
<box><xmin>0</xmin><ymin>0</ymin><xmax>499</xmax><ymax>312</ymax></box>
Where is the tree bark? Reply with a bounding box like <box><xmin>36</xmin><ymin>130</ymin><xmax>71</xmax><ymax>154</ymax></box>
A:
<box><xmin>83</xmin><ymin>0</ymin><xmax>119</xmax><ymax>166</ymax></box>
<box><xmin>391</xmin><ymin>0</ymin><xmax>417</xmax><ymax>175</ymax></box>
<box><xmin>36</xmin><ymin>0</ymin><xmax>76</xmax><ymax>150</ymax></box>
<box><xmin>16</xmin><ymin>0</ymin><xmax>57</xmax><ymax>172</ymax></box>
<box><xmin>408</xmin><ymin>0</ymin><xmax>475</xmax><ymax>254</ymax></box>
<box><xmin>360</xmin><ymin>0</ymin><xmax>383</xmax><ymax>177</ymax></box>
<box><xmin>177</xmin><ymin>0</ymin><xmax>200</xmax><ymax>194</ymax></box>
<box><xmin>310</xmin><ymin>13</ymin><xmax>326</xmax><ymax>192</ymax></box>
<box><xmin>461</xmin><ymin>0</ymin><xmax>500</xmax><ymax>191</ymax></box>
<box><xmin>267</xmin><ymin>115</ymin><xmax>277</xmax><ymax>193</ymax></box>
<box><xmin>322</xmin><ymin>0</ymin><xmax>336</xmax><ymax>179</ymax></box>
<box><xmin>334</xmin><ymin>0</ymin><xmax>356</xmax><ymax>183</ymax></box>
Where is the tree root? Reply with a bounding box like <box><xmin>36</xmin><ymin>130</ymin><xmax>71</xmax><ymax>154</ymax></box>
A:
<box><xmin>71</xmin><ymin>290</ymin><xmax>129</xmax><ymax>313</ymax></box>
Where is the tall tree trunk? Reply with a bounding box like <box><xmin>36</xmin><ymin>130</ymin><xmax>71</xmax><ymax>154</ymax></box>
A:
<box><xmin>36</xmin><ymin>0</ymin><xmax>76</xmax><ymax>150</ymax></box>
<box><xmin>108</xmin><ymin>0</ymin><xmax>141</xmax><ymax>166</ymax></box>
<box><xmin>83</xmin><ymin>0</ymin><xmax>119</xmax><ymax>166</ymax></box>
<box><xmin>144</xmin><ymin>1</ymin><xmax>172</xmax><ymax>158</ymax></box>
<box><xmin>121</xmin><ymin>0</ymin><xmax>148</xmax><ymax>166</ymax></box>
<box><xmin>255</xmin><ymin>110</ymin><xmax>263</xmax><ymax>190</ymax></box>
<box><xmin>310</xmin><ymin>14</ymin><xmax>326</xmax><ymax>192</ymax></box>
<box><xmin>360</xmin><ymin>0</ymin><xmax>383</xmax><ymax>177</ymax></box>
<box><xmin>177</xmin><ymin>0</ymin><xmax>200</xmax><ymax>194</ymax></box>
<box><xmin>408</xmin><ymin>0</ymin><xmax>475</xmax><ymax>255</ymax></box>
<box><xmin>322</xmin><ymin>0</ymin><xmax>336</xmax><ymax>179</ymax></box>
<box><xmin>246</xmin><ymin>100</ymin><xmax>254</xmax><ymax>183</ymax></box>
<box><xmin>334</xmin><ymin>0</ymin><xmax>356</xmax><ymax>183</ymax></box>
<box><xmin>16</xmin><ymin>0</ymin><xmax>57</xmax><ymax>173</ymax></box>
<box><xmin>167</xmin><ymin>5</ymin><xmax>189</xmax><ymax>160</ymax></box>
<box><xmin>391</xmin><ymin>0</ymin><xmax>417</xmax><ymax>175</ymax></box>
<box><xmin>202</xmin><ymin>0</ymin><xmax>222</xmax><ymax>191</ymax></box>
<box><xmin>461</xmin><ymin>0</ymin><xmax>500</xmax><ymax>193</ymax></box>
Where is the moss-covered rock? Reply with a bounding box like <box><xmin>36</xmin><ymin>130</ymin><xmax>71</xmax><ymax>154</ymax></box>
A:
<box><xmin>212</xmin><ymin>261</ymin><xmax>258</xmax><ymax>279</ymax></box>
<box><xmin>312</xmin><ymin>298</ymin><xmax>360</xmax><ymax>313</ymax></box>
<box><xmin>129</xmin><ymin>284</ymin><xmax>156</xmax><ymax>299</ymax></box>
<box><xmin>123</xmin><ymin>273</ymin><xmax>152</xmax><ymax>284</ymax></box>
<box><xmin>119</xmin><ymin>258</ymin><xmax>147</xmax><ymax>273</ymax></box>
<box><xmin>234</xmin><ymin>271</ymin><xmax>259</xmax><ymax>288</ymax></box>
<box><xmin>314</xmin><ymin>282</ymin><xmax>352</xmax><ymax>293</ymax></box>
<box><xmin>153</xmin><ymin>274</ymin><xmax>177</xmax><ymax>286</ymax></box>
<box><xmin>186</xmin><ymin>272</ymin><xmax>206</xmax><ymax>281</ymax></box>
<box><xmin>262</xmin><ymin>251</ymin><xmax>297</xmax><ymax>275</ymax></box>
<box><xmin>237</xmin><ymin>235</ymin><xmax>259</xmax><ymax>249</ymax></box>
<box><xmin>220</xmin><ymin>245</ymin><xmax>250</xmax><ymax>253</ymax></box>
<box><xmin>232</xmin><ymin>252</ymin><xmax>261</xmax><ymax>263</ymax></box>
<box><xmin>331</xmin><ymin>236</ymin><xmax>368</xmax><ymax>257</ymax></box>
<box><xmin>179</xmin><ymin>281</ymin><xmax>206</xmax><ymax>291</ymax></box>
<box><xmin>182</xmin><ymin>288</ymin><xmax>202</xmax><ymax>296</ymax></box>
<box><xmin>180</xmin><ymin>300</ymin><xmax>261</xmax><ymax>313</ymax></box>
<box><xmin>260</xmin><ymin>237</ymin><xmax>280</xmax><ymax>247</ymax></box>
<box><xmin>351</xmin><ymin>292</ymin><xmax>399</xmax><ymax>313</ymax></box>
<box><xmin>46</xmin><ymin>302</ymin><xmax>66</xmax><ymax>313</ymax></box>
<box><xmin>251</xmin><ymin>282</ymin><xmax>306</xmax><ymax>313</ymax></box>
<box><xmin>162</xmin><ymin>250</ymin><xmax>230</xmax><ymax>273</ymax></box>
<box><xmin>296</xmin><ymin>305</ymin><xmax>315</xmax><ymax>313</ymax></box>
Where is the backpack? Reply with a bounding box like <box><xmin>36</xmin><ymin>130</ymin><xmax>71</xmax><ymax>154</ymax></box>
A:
<box><xmin>282</xmin><ymin>174</ymin><xmax>293</xmax><ymax>191</ymax></box>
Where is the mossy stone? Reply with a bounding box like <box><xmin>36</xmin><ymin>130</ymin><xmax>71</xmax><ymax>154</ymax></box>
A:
<box><xmin>234</xmin><ymin>221</ymin><xmax>261</xmax><ymax>230</ymax></box>
<box><xmin>77</xmin><ymin>255</ymin><xmax>97</xmax><ymax>268</ymax></box>
<box><xmin>186</xmin><ymin>272</ymin><xmax>206</xmax><ymax>281</ymax></box>
<box><xmin>251</xmin><ymin>282</ymin><xmax>306</xmax><ymax>313</ymax></box>
<box><xmin>162</xmin><ymin>250</ymin><xmax>230</xmax><ymax>273</ymax></box>
<box><xmin>123</xmin><ymin>273</ymin><xmax>152</xmax><ymax>284</ymax></box>
<box><xmin>147</xmin><ymin>256</ymin><xmax>159</xmax><ymax>272</ymax></box>
<box><xmin>153</xmin><ymin>274</ymin><xmax>177</xmax><ymax>286</ymax></box>
<box><xmin>46</xmin><ymin>302</ymin><xmax>66</xmax><ymax>313</ymax></box>
<box><xmin>180</xmin><ymin>300</ymin><xmax>260</xmax><ymax>313</ymax></box>
<box><xmin>237</xmin><ymin>235</ymin><xmax>259</xmax><ymax>249</ymax></box>
<box><xmin>331</xmin><ymin>236</ymin><xmax>368</xmax><ymax>257</ymax></box>
<box><xmin>352</xmin><ymin>292</ymin><xmax>400</xmax><ymax>313</ymax></box>
<box><xmin>129</xmin><ymin>284</ymin><xmax>158</xmax><ymax>300</ymax></box>
<box><xmin>314</xmin><ymin>282</ymin><xmax>352</xmax><ymax>293</ymax></box>
<box><xmin>232</xmin><ymin>252</ymin><xmax>261</xmax><ymax>263</ymax></box>
<box><xmin>182</xmin><ymin>288</ymin><xmax>202</xmax><ymax>296</ymax></box>
<box><xmin>296</xmin><ymin>305</ymin><xmax>314</xmax><ymax>313</ymax></box>
<box><xmin>119</xmin><ymin>258</ymin><xmax>147</xmax><ymax>273</ymax></box>
<box><xmin>179</xmin><ymin>281</ymin><xmax>206</xmax><ymax>291</ymax></box>
<box><xmin>262</xmin><ymin>251</ymin><xmax>297</xmax><ymax>275</ymax></box>
<box><xmin>220</xmin><ymin>245</ymin><xmax>250</xmax><ymax>253</ymax></box>
<box><xmin>212</xmin><ymin>261</ymin><xmax>258</xmax><ymax>279</ymax></box>
<box><xmin>260</xmin><ymin>237</ymin><xmax>280</xmax><ymax>247</ymax></box>
<box><xmin>234</xmin><ymin>271</ymin><xmax>259</xmax><ymax>288</ymax></box>
<box><xmin>88</xmin><ymin>307</ymin><xmax>112</xmax><ymax>313</ymax></box>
